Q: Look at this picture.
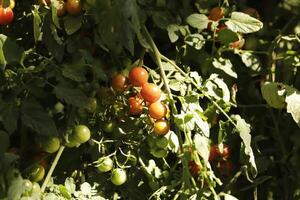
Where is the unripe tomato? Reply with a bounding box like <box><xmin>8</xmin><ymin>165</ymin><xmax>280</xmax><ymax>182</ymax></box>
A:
<box><xmin>31</xmin><ymin>182</ymin><xmax>41</xmax><ymax>194</ymax></box>
<box><xmin>188</xmin><ymin>160</ymin><xmax>201</xmax><ymax>177</ymax></box>
<box><xmin>111</xmin><ymin>168</ymin><xmax>127</xmax><ymax>186</ymax></box>
<box><xmin>128</xmin><ymin>95</ymin><xmax>143</xmax><ymax>115</ymax></box>
<box><xmin>111</xmin><ymin>73</ymin><xmax>127</xmax><ymax>92</ymax></box>
<box><xmin>128</xmin><ymin>66</ymin><xmax>148</xmax><ymax>87</ymax></box>
<box><xmin>209</xmin><ymin>144</ymin><xmax>230</xmax><ymax>161</ymax></box>
<box><xmin>0</xmin><ymin>7</ymin><xmax>14</xmax><ymax>25</ymax></box>
<box><xmin>141</xmin><ymin>83</ymin><xmax>161</xmax><ymax>103</ymax></box>
<box><xmin>86</xmin><ymin>97</ymin><xmax>97</xmax><ymax>113</ymax></box>
<box><xmin>65</xmin><ymin>138</ymin><xmax>80</xmax><ymax>148</ymax></box>
<box><xmin>148</xmin><ymin>101</ymin><xmax>167</xmax><ymax>120</ymax></box>
<box><xmin>153</xmin><ymin>120</ymin><xmax>170</xmax><ymax>136</ymax></box>
<box><xmin>72</xmin><ymin>125</ymin><xmax>91</xmax><ymax>144</ymax></box>
<box><xmin>208</xmin><ymin>7</ymin><xmax>224</xmax><ymax>21</ymax></box>
<box><xmin>39</xmin><ymin>136</ymin><xmax>60</xmax><ymax>154</ymax></box>
<box><xmin>28</xmin><ymin>164</ymin><xmax>45</xmax><ymax>182</ymax></box>
<box><xmin>56</xmin><ymin>0</ymin><xmax>66</xmax><ymax>17</ymax></box>
<box><xmin>23</xmin><ymin>179</ymin><xmax>33</xmax><ymax>193</ymax></box>
<box><xmin>66</xmin><ymin>0</ymin><xmax>82</xmax><ymax>15</ymax></box>
<box><xmin>97</xmin><ymin>157</ymin><xmax>113</xmax><ymax>172</ymax></box>
<box><xmin>103</xmin><ymin>121</ymin><xmax>116</xmax><ymax>133</ymax></box>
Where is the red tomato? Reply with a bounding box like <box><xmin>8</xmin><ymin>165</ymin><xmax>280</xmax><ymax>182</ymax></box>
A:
<box><xmin>0</xmin><ymin>7</ymin><xmax>14</xmax><ymax>25</ymax></box>
<box><xmin>66</xmin><ymin>0</ymin><xmax>82</xmax><ymax>15</ymax></box>
<box><xmin>56</xmin><ymin>0</ymin><xmax>66</xmax><ymax>17</ymax></box>
<box><xmin>141</xmin><ymin>83</ymin><xmax>161</xmax><ymax>103</ymax></box>
<box><xmin>217</xmin><ymin>160</ymin><xmax>234</xmax><ymax>176</ymax></box>
<box><xmin>128</xmin><ymin>66</ymin><xmax>148</xmax><ymax>87</ymax></box>
<box><xmin>128</xmin><ymin>95</ymin><xmax>143</xmax><ymax>115</ymax></box>
<box><xmin>111</xmin><ymin>73</ymin><xmax>127</xmax><ymax>92</ymax></box>
<box><xmin>230</xmin><ymin>38</ymin><xmax>245</xmax><ymax>49</ymax></box>
<box><xmin>209</xmin><ymin>144</ymin><xmax>230</xmax><ymax>161</ymax></box>
<box><xmin>208</xmin><ymin>7</ymin><xmax>224</xmax><ymax>21</ymax></box>
<box><xmin>188</xmin><ymin>160</ymin><xmax>201</xmax><ymax>177</ymax></box>
<box><xmin>153</xmin><ymin>120</ymin><xmax>170</xmax><ymax>136</ymax></box>
<box><xmin>148</xmin><ymin>101</ymin><xmax>167</xmax><ymax>120</ymax></box>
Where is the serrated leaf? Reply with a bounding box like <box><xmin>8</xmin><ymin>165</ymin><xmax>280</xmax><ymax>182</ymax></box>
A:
<box><xmin>212</xmin><ymin>58</ymin><xmax>237</xmax><ymax>78</ymax></box>
<box><xmin>54</xmin><ymin>85</ymin><xmax>88</xmax><ymax>107</ymax></box>
<box><xmin>186</xmin><ymin>14</ymin><xmax>209</xmax><ymax>30</ymax></box>
<box><xmin>62</xmin><ymin>60</ymin><xmax>87</xmax><ymax>82</ymax></box>
<box><xmin>194</xmin><ymin>134</ymin><xmax>210</xmax><ymax>163</ymax></box>
<box><xmin>239</xmin><ymin>51</ymin><xmax>261</xmax><ymax>73</ymax></box>
<box><xmin>225</xmin><ymin>12</ymin><xmax>263</xmax><ymax>34</ymax></box>
<box><xmin>21</xmin><ymin>101</ymin><xmax>58</xmax><ymax>136</ymax></box>
<box><xmin>205</xmin><ymin>74</ymin><xmax>231</xmax><ymax>102</ymax></box>
<box><xmin>167</xmin><ymin>24</ymin><xmax>180</xmax><ymax>43</ymax></box>
<box><xmin>217</xmin><ymin>29</ymin><xmax>239</xmax><ymax>45</ymax></box>
<box><xmin>261</xmin><ymin>82</ymin><xmax>286</xmax><ymax>109</ymax></box>
<box><xmin>64</xmin><ymin>15</ymin><xmax>83</xmax><ymax>35</ymax></box>
<box><xmin>286</xmin><ymin>91</ymin><xmax>300</xmax><ymax>127</ymax></box>
<box><xmin>185</xmin><ymin>34</ymin><xmax>205</xmax><ymax>50</ymax></box>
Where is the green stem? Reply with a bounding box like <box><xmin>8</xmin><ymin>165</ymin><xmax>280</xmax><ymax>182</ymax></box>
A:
<box><xmin>41</xmin><ymin>145</ymin><xmax>65</xmax><ymax>192</ymax></box>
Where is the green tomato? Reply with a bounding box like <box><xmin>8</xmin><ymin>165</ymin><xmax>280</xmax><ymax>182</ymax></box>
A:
<box><xmin>103</xmin><ymin>121</ymin><xmax>116</xmax><ymax>133</ymax></box>
<box><xmin>65</xmin><ymin>137</ymin><xmax>80</xmax><ymax>148</ymax></box>
<box><xmin>86</xmin><ymin>97</ymin><xmax>97</xmax><ymax>113</ymax></box>
<box><xmin>73</xmin><ymin>125</ymin><xmax>91</xmax><ymax>144</ymax></box>
<box><xmin>39</xmin><ymin>136</ymin><xmax>60</xmax><ymax>154</ymax></box>
<box><xmin>23</xmin><ymin>179</ymin><xmax>33</xmax><ymax>193</ymax></box>
<box><xmin>97</xmin><ymin>157</ymin><xmax>113</xmax><ymax>172</ymax></box>
<box><xmin>54</xmin><ymin>102</ymin><xmax>64</xmax><ymax>113</ymax></box>
<box><xmin>28</xmin><ymin>164</ymin><xmax>45</xmax><ymax>182</ymax></box>
<box><xmin>111</xmin><ymin>168</ymin><xmax>127</xmax><ymax>186</ymax></box>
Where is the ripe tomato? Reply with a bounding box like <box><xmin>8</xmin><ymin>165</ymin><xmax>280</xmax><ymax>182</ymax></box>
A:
<box><xmin>97</xmin><ymin>157</ymin><xmax>113</xmax><ymax>173</ymax></box>
<box><xmin>66</xmin><ymin>0</ymin><xmax>82</xmax><ymax>15</ymax></box>
<box><xmin>72</xmin><ymin>125</ymin><xmax>91</xmax><ymax>144</ymax></box>
<box><xmin>230</xmin><ymin>38</ymin><xmax>245</xmax><ymax>49</ymax></box>
<box><xmin>209</xmin><ymin>144</ymin><xmax>230</xmax><ymax>161</ymax></box>
<box><xmin>148</xmin><ymin>101</ymin><xmax>167</xmax><ymax>120</ymax></box>
<box><xmin>56</xmin><ymin>0</ymin><xmax>66</xmax><ymax>17</ymax></box>
<box><xmin>128</xmin><ymin>66</ymin><xmax>148</xmax><ymax>87</ymax></box>
<box><xmin>208</xmin><ymin>7</ymin><xmax>224</xmax><ymax>21</ymax></box>
<box><xmin>28</xmin><ymin>164</ymin><xmax>45</xmax><ymax>182</ymax></box>
<box><xmin>0</xmin><ymin>7</ymin><xmax>14</xmax><ymax>25</ymax></box>
<box><xmin>141</xmin><ymin>83</ymin><xmax>161</xmax><ymax>103</ymax></box>
<box><xmin>86</xmin><ymin>97</ymin><xmax>97</xmax><ymax>113</ymax></box>
<box><xmin>188</xmin><ymin>160</ymin><xmax>201</xmax><ymax>177</ymax></box>
<box><xmin>111</xmin><ymin>168</ymin><xmax>127</xmax><ymax>186</ymax></box>
<box><xmin>217</xmin><ymin>160</ymin><xmax>234</xmax><ymax>176</ymax></box>
<box><xmin>111</xmin><ymin>73</ymin><xmax>127</xmax><ymax>92</ymax></box>
<box><xmin>153</xmin><ymin>120</ymin><xmax>170</xmax><ymax>136</ymax></box>
<box><xmin>39</xmin><ymin>136</ymin><xmax>60</xmax><ymax>154</ymax></box>
<box><xmin>103</xmin><ymin>121</ymin><xmax>116</xmax><ymax>133</ymax></box>
<box><xmin>128</xmin><ymin>95</ymin><xmax>143</xmax><ymax>115</ymax></box>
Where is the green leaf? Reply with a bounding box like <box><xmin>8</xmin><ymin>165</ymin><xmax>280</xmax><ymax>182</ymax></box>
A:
<box><xmin>185</xmin><ymin>34</ymin><xmax>206</xmax><ymax>50</ymax></box>
<box><xmin>62</xmin><ymin>59</ymin><xmax>87</xmax><ymax>82</ymax></box>
<box><xmin>217</xmin><ymin>29</ymin><xmax>239</xmax><ymax>45</ymax></box>
<box><xmin>21</xmin><ymin>100</ymin><xmax>58</xmax><ymax>136</ymax></box>
<box><xmin>186</xmin><ymin>14</ymin><xmax>209</xmax><ymax>30</ymax></box>
<box><xmin>167</xmin><ymin>24</ymin><xmax>180</xmax><ymax>43</ymax></box>
<box><xmin>1</xmin><ymin>103</ymin><xmax>19</xmax><ymax>134</ymax></box>
<box><xmin>64</xmin><ymin>15</ymin><xmax>83</xmax><ymax>35</ymax></box>
<box><xmin>285</xmin><ymin>91</ymin><xmax>300</xmax><ymax>127</ymax></box>
<box><xmin>32</xmin><ymin>6</ymin><xmax>42</xmax><ymax>42</ymax></box>
<box><xmin>0</xmin><ymin>131</ymin><xmax>9</xmax><ymax>154</ymax></box>
<box><xmin>232</xmin><ymin>115</ymin><xmax>257</xmax><ymax>178</ymax></box>
<box><xmin>0</xmin><ymin>35</ymin><xmax>7</xmax><ymax>68</ymax></box>
<box><xmin>212</xmin><ymin>57</ymin><xmax>237</xmax><ymax>78</ymax></box>
<box><xmin>225</xmin><ymin>12</ymin><xmax>263</xmax><ymax>34</ymax></box>
<box><xmin>1</xmin><ymin>36</ymin><xmax>24</xmax><ymax>65</ymax></box>
<box><xmin>261</xmin><ymin>82</ymin><xmax>286</xmax><ymax>109</ymax></box>
<box><xmin>205</xmin><ymin>74</ymin><xmax>231</xmax><ymax>102</ymax></box>
<box><xmin>54</xmin><ymin>85</ymin><xmax>88</xmax><ymax>107</ymax></box>
<box><xmin>239</xmin><ymin>51</ymin><xmax>262</xmax><ymax>73</ymax></box>
<box><xmin>193</xmin><ymin>134</ymin><xmax>210</xmax><ymax>163</ymax></box>
<box><xmin>51</xmin><ymin>0</ymin><xmax>61</xmax><ymax>28</ymax></box>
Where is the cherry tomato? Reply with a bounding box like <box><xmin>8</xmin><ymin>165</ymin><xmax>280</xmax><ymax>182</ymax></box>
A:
<box><xmin>111</xmin><ymin>73</ymin><xmax>127</xmax><ymax>92</ymax></box>
<box><xmin>66</xmin><ymin>0</ymin><xmax>82</xmax><ymax>15</ymax></box>
<box><xmin>148</xmin><ymin>101</ymin><xmax>167</xmax><ymax>120</ymax></box>
<box><xmin>111</xmin><ymin>168</ymin><xmax>127</xmax><ymax>186</ymax></box>
<box><xmin>103</xmin><ymin>121</ymin><xmax>116</xmax><ymax>133</ymax></box>
<box><xmin>209</xmin><ymin>144</ymin><xmax>230</xmax><ymax>161</ymax></box>
<box><xmin>208</xmin><ymin>7</ymin><xmax>224</xmax><ymax>21</ymax></box>
<box><xmin>23</xmin><ymin>179</ymin><xmax>33</xmax><ymax>193</ymax></box>
<box><xmin>128</xmin><ymin>66</ymin><xmax>148</xmax><ymax>87</ymax></box>
<box><xmin>31</xmin><ymin>182</ymin><xmax>41</xmax><ymax>194</ymax></box>
<box><xmin>230</xmin><ymin>38</ymin><xmax>245</xmax><ymax>49</ymax></box>
<box><xmin>56</xmin><ymin>0</ymin><xmax>66</xmax><ymax>17</ymax></box>
<box><xmin>72</xmin><ymin>125</ymin><xmax>91</xmax><ymax>144</ymax></box>
<box><xmin>128</xmin><ymin>95</ymin><xmax>143</xmax><ymax>115</ymax></box>
<box><xmin>97</xmin><ymin>157</ymin><xmax>113</xmax><ymax>173</ymax></box>
<box><xmin>86</xmin><ymin>97</ymin><xmax>97</xmax><ymax>113</ymax></box>
<box><xmin>153</xmin><ymin>120</ymin><xmax>170</xmax><ymax>136</ymax></box>
<box><xmin>28</xmin><ymin>164</ymin><xmax>45</xmax><ymax>182</ymax></box>
<box><xmin>141</xmin><ymin>83</ymin><xmax>161</xmax><ymax>103</ymax></box>
<box><xmin>39</xmin><ymin>136</ymin><xmax>60</xmax><ymax>154</ymax></box>
<box><xmin>188</xmin><ymin>160</ymin><xmax>201</xmax><ymax>177</ymax></box>
<box><xmin>0</xmin><ymin>7</ymin><xmax>14</xmax><ymax>25</ymax></box>
<box><xmin>242</xmin><ymin>7</ymin><xmax>260</xmax><ymax>19</ymax></box>
<box><xmin>217</xmin><ymin>160</ymin><xmax>234</xmax><ymax>176</ymax></box>
<box><xmin>31</xmin><ymin>152</ymin><xmax>49</xmax><ymax>169</ymax></box>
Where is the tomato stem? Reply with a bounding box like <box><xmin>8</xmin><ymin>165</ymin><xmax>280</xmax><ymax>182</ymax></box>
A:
<box><xmin>41</xmin><ymin>145</ymin><xmax>65</xmax><ymax>192</ymax></box>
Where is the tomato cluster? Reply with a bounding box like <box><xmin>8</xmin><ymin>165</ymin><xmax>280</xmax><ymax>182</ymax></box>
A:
<box><xmin>209</xmin><ymin>144</ymin><xmax>234</xmax><ymax>176</ymax></box>
<box><xmin>0</xmin><ymin>0</ymin><xmax>15</xmax><ymax>26</ymax></box>
<box><xmin>111</xmin><ymin>66</ymin><xmax>170</xmax><ymax>136</ymax></box>
<box><xmin>41</xmin><ymin>0</ymin><xmax>82</xmax><ymax>17</ymax></box>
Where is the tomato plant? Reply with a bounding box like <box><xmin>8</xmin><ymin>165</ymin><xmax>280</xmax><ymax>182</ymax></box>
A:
<box><xmin>0</xmin><ymin>0</ymin><xmax>299</xmax><ymax>199</ymax></box>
